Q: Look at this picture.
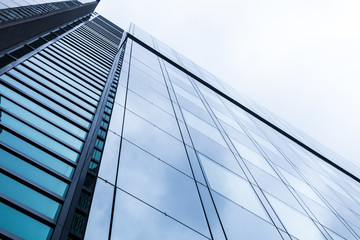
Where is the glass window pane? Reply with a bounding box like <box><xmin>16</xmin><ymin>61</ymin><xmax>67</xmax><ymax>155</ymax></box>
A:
<box><xmin>199</xmin><ymin>153</ymin><xmax>270</xmax><ymax>221</ymax></box>
<box><xmin>123</xmin><ymin>110</ymin><xmax>192</xmax><ymax>175</ymax></box>
<box><xmin>20</xmin><ymin>62</ymin><xmax>96</xmax><ymax>113</ymax></box>
<box><xmin>117</xmin><ymin>140</ymin><xmax>210</xmax><ymax>237</ymax></box>
<box><xmin>1</xmin><ymin>96</ymin><xmax>83</xmax><ymax>151</ymax></box>
<box><xmin>266</xmin><ymin>193</ymin><xmax>325</xmax><ymax>239</ymax></box>
<box><xmin>0</xmin><ymin>173</ymin><xmax>61</xmax><ymax>219</ymax></box>
<box><xmin>0</xmin><ymin>203</ymin><xmax>53</xmax><ymax>240</ymax></box>
<box><xmin>212</xmin><ymin>191</ymin><xmax>282</xmax><ymax>239</ymax></box>
<box><xmin>0</xmin><ymin>129</ymin><xmax>74</xmax><ymax>177</ymax></box>
<box><xmin>0</xmin><ymin>148</ymin><xmax>68</xmax><ymax>197</ymax></box>
<box><xmin>110</xmin><ymin>189</ymin><xmax>209</xmax><ymax>240</ymax></box>
<box><xmin>1</xmin><ymin>112</ymin><xmax>79</xmax><ymax>162</ymax></box>
<box><xmin>1</xmin><ymin>84</ymin><xmax>87</xmax><ymax>139</ymax></box>
<box><xmin>1</xmin><ymin>74</ymin><xmax>90</xmax><ymax>128</ymax></box>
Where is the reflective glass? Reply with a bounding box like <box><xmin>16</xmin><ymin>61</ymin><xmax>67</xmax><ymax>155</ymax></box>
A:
<box><xmin>1</xmin><ymin>97</ymin><xmax>83</xmax><ymax>150</ymax></box>
<box><xmin>27</xmin><ymin>57</ymin><xmax>100</xmax><ymax>104</ymax></box>
<box><xmin>21</xmin><ymin>61</ymin><xmax>96</xmax><ymax>112</ymax></box>
<box><xmin>1</xmin><ymin>84</ymin><xmax>87</xmax><ymax>139</ymax></box>
<box><xmin>84</xmin><ymin>178</ymin><xmax>113</xmax><ymax>240</ymax></box>
<box><xmin>231</xmin><ymin>138</ymin><xmax>278</xmax><ymax>178</ymax></box>
<box><xmin>98</xmin><ymin>131</ymin><xmax>121</xmax><ymax>184</ymax></box>
<box><xmin>211</xmin><ymin>191</ymin><xmax>281</xmax><ymax>239</ymax></box>
<box><xmin>123</xmin><ymin>110</ymin><xmax>192</xmax><ymax>175</ymax></box>
<box><xmin>189</xmin><ymin>127</ymin><xmax>245</xmax><ymax>177</ymax></box>
<box><xmin>110</xmin><ymin>189</ymin><xmax>209</xmax><ymax>240</ymax></box>
<box><xmin>183</xmin><ymin>109</ymin><xmax>227</xmax><ymax>148</ymax></box>
<box><xmin>0</xmin><ymin>173</ymin><xmax>61</xmax><ymax>219</ymax></box>
<box><xmin>199</xmin><ymin>154</ymin><xmax>270</xmax><ymax>221</ymax></box>
<box><xmin>126</xmin><ymin>90</ymin><xmax>181</xmax><ymax>139</ymax></box>
<box><xmin>34</xmin><ymin>54</ymin><xmax>102</xmax><ymax>97</ymax></box>
<box><xmin>266</xmin><ymin>193</ymin><xmax>325</xmax><ymax>239</ymax></box>
<box><xmin>0</xmin><ymin>203</ymin><xmax>52</xmax><ymax>240</ymax></box>
<box><xmin>278</xmin><ymin>167</ymin><xmax>326</xmax><ymax>207</ymax></box>
<box><xmin>9</xmin><ymin>68</ymin><xmax>94</xmax><ymax>121</ymax></box>
<box><xmin>39</xmin><ymin>51</ymin><xmax>104</xmax><ymax>89</ymax></box>
<box><xmin>1</xmin><ymin>74</ymin><xmax>91</xmax><ymax>128</ymax></box>
<box><xmin>44</xmin><ymin>48</ymin><xmax>105</xmax><ymax>83</ymax></box>
<box><xmin>0</xmin><ymin>148</ymin><xmax>68</xmax><ymax>196</ymax></box>
<box><xmin>117</xmin><ymin>140</ymin><xmax>210</xmax><ymax>237</ymax></box>
<box><xmin>0</xmin><ymin>129</ymin><xmax>74</xmax><ymax>177</ymax></box>
<box><xmin>1</xmin><ymin>112</ymin><xmax>79</xmax><ymax>162</ymax></box>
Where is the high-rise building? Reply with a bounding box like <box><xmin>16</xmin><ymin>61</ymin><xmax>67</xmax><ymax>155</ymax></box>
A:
<box><xmin>1</xmin><ymin>2</ymin><xmax>360</xmax><ymax>240</ymax></box>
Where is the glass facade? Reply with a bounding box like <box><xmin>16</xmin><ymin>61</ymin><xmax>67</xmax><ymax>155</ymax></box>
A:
<box><xmin>1</xmin><ymin>6</ymin><xmax>360</xmax><ymax>240</ymax></box>
<box><xmin>1</xmin><ymin>12</ymin><xmax>123</xmax><ymax>239</ymax></box>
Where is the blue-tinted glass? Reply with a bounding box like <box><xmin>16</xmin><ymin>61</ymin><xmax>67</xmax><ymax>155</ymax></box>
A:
<box><xmin>211</xmin><ymin>191</ymin><xmax>282</xmax><ymax>239</ymax></box>
<box><xmin>123</xmin><ymin>110</ymin><xmax>192</xmax><ymax>175</ymax></box>
<box><xmin>117</xmin><ymin>140</ymin><xmax>210</xmax><ymax>237</ymax></box>
<box><xmin>199</xmin><ymin>154</ymin><xmax>270</xmax><ymax>221</ymax></box>
<box><xmin>84</xmin><ymin>178</ymin><xmax>113</xmax><ymax>239</ymax></box>
<box><xmin>0</xmin><ymin>203</ymin><xmax>52</xmax><ymax>240</ymax></box>
<box><xmin>34</xmin><ymin>54</ymin><xmax>102</xmax><ymax>97</ymax></box>
<box><xmin>0</xmin><ymin>173</ymin><xmax>61</xmax><ymax>219</ymax></box>
<box><xmin>1</xmin><ymin>112</ymin><xmax>79</xmax><ymax>162</ymax></box>
<box><xmin>12</xmin><ymin>65</ymin><xmax>95</xmax><ymax>121</ymax></box>
<box><xmin>110</xmin><ymin>189</ymin><xmax>209</xmax><ymax>240</ymax></box>
<box><xmin>2</xmin><ymin>74</ymin><xmax>91</xmax><ymax>128</ymax></box>
<box><xmin>1</xmin><ymin>83</ymin><xmax>87</xmax><ymax>139</ymax></box>
<box><xmin>1</xmin><ymin>96</ymin><xmax>83</xmax><ymax>150</ymax></box>
<box><xmin>39</xmin><ymin>51</ymin><xmax>104</xmax><ymax>89</ymax></box>
<box><xmin>0</xmin><ymin>129</ymin><xmax>74</xmax><ymax>177</ymax></box>
<box><xmin>126</xmin><ymin>91</ymin><xmax>181</xmax><ymax>139</ymax></box>
<box><xmin>0</xmin><ymin>148</ymin><xmax>68</xmax><ymax>196</ymax></box>
<box><xmin>29</xmin><ymin>56</ymin><xmax>100</xmax><ymax>105</ymax></box>
<box><xmin>20</xmin><ymin>61</ymin><xmax>96</xmax><ymax>112</ymax></box>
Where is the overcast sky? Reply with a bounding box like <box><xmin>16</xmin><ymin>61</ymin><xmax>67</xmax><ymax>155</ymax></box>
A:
<box><xmin>95</xmin><ymin>0</ymin><xmax>360</xmax><ymax>166</ymax></box>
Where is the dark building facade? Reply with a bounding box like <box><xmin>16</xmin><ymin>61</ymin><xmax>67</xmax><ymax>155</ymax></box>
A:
<box><xmin>1</xmin><ymin>2</ymin><xmax>360</xmax><ymax>240</ymax></box>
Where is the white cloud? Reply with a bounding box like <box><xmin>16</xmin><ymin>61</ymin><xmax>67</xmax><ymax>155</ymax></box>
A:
<box><xmin>95</xmin><ymin>0</ymin><xmax>360</xmax><ymax>165</ymax></box>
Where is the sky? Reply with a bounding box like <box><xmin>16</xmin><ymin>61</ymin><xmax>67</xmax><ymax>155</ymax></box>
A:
<box><xmin>95</xmin><ymin>0</ymin><xmax>360</xmax><ymax>166</ymax></box>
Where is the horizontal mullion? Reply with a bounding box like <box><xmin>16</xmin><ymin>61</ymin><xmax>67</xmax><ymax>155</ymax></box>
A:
<box><xmin>2</xmin><ymin>95</ymin><xmax>85</xmax><ymax>143</ymax></box>
<box><xmin>0</xmin><ymin>193</ymin><xmax>56</xmax><ymax>228</ymax></box>
<box><xmin>85</xmin><ymin>21</ymin><xmax>121</xmax><ymax>43</ymax></box>
<box><xmin>77</xmin><ymin>26</ymin><xmax>118</xmax><ymax>50</ymax></box>
<box><xmin>51</xmin><ymin>43</ymin><xmax>108</xmax><ymax>78</ymax></box>
<box><xmin>61</xmin><ymin>35</ymin><xmax>114</xmax><ymax>68</ymax></box>
<box><xmin>5</xmin><ymin>72</ymin><xmax>93</xmax><ymax>125</ymax></box>
<box><xmin>86</xmin><ymin>20</ymin><xmax>122</xmax><ymax>44</ymax></box>
<box><xmin>0</xmin><ymin>166</ymin><xmax>65</xmax><ymax>204</ymax></box>
<box><xmin>0</xmin><ymin>123</ymin><xmax>77</xmax><ymax>168</ymax></box>
<box><xmin>14</xmin><ymin>65</ymin><xmax>96</xmax><ymax>117</ymax></box>
<box><xmin>0</xmin><ymin>143</ymin><xmax>71</xmax><ymax>184</ymax></box>
<box><xmin>49</xmin><ymin>44</ymin><xmax>108</xmax><ymax>79</ymax></box>
<box><xmin>61</xmin><ymin>35</ymin><xmax>114</xmax><ymax>66</ymax></box>
<box><xmin>40</xmin><ymin>50</ymin><xmax>105</xmax><ymax>89</ymax></box>
<box><xmin>93</xmin><ymin>16</ymin><xmax>123</xmax><ymax>38</ymax></box>
<box><xmin>0</xmin><ymin>227</ymin><xmax>23</xmax><ymax>240</ymax></box>
<box><xmin>1</xmin><ymin>80</ymin><xmax>89</xmax><ymax>132</ymax></box>
<box><xmin>57</xmin><ymin>40</ymin><xmax>112</xmax><ymax>74</ymax></box>
<box><xmin>31</xmin><ymin>55</ymin><xmax>102</xmax><ymax>102</ymax></box>
<box><xmin>38</xmin><ymin>51</ymin><xmax>105</xmax><ymax>91</ymax></box>
<box><xmin>22</xmin><ymin>60</ymin><xmax>98</xmax><ymax>111</ymax></box>
<box><xmin>43</xmin><ymin>48</ymin><xmax>107</xmax><ymax>87</ymax></box>
<box><xmin>1</xmin><ymin>107</ymin><xmax>81</xmax><ymax>154</ymax></box>
<box><xmin>79</xmin><ymin>26</ymin><xmax>118</xmax><ymax>51</ymax></box>
<box><xmin>66</xmin><ymin>33</ymin><xmax>114</xmax><ymax>63</ymax></box>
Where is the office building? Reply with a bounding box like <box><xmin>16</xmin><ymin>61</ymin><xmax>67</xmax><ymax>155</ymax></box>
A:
<box><xmin>1</xmin><ymin>2</ymin><xmax>360</xmax><ymax>239</ymax></box>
